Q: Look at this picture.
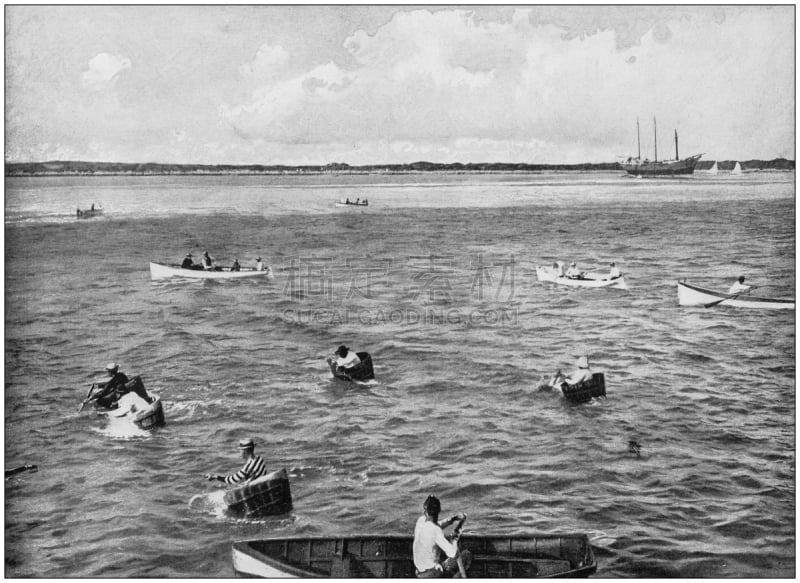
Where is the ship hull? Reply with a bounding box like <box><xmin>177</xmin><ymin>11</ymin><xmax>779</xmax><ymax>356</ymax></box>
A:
<box><xmin>622</xmin><ymin>154</ymin><xmax>702</xmax><ymax>176</ymax></box>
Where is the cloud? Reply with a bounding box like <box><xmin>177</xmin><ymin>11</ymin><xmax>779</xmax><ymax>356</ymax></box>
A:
<box><xmin>238</xmin><ymin>43</ymin><xmax>290</xmax><ymax>80</ymax></box>
<box><xmin>81</xmin><ymin>52</ymin><xmax>131</xmax><ymax>91</ymax></box>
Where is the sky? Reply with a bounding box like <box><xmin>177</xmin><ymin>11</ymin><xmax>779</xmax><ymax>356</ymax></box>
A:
<box><xmin>4</xmin><ymin>5</ymin><xmax>795</xmax><ymax>165</ymax></box>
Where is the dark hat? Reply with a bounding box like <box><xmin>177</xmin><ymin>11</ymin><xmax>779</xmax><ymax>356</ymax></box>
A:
<box><xmin>423</xmin><ymin>495</ymin><xmax>441</xmax><ymax>515</ymax></box>
<box><xmin>238</xmin><ymin>438</ymin><xmax>255</xmax><ymax>449</ymax></box>
<box><xmin>336</xmin><ymin>345</ymin><xmax>349</xmax><ymax>356</ymax></box>
<box><xmin>738</xmin><ymin>275</ymin><xmax>745</xmax><ymax>283</ymax></box>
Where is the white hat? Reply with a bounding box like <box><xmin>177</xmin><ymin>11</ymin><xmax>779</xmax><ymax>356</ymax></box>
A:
<box><xmin>105</xmin><ymin>362</ymin><xmax>119</xmax><ymax>372</ymax></box>
<box><xmin>576</xmin><ymin>356</ymin><xmax>589</xmax><ymax>369</ymax></box>
<box><xmin>570</xmin><ymin>262</ymin><xmax>576</xmax><ymax>266</ymax></box>
<box><xmin>238</xmin><ymin>438</ymin><xmax>255</xmax><ymax>449</ymax></box>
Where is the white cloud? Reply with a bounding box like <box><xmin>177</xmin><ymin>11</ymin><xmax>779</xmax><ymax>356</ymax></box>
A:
<box><xmin>238</xmin><ymin>43</ymin><xmax>290</xmax><ymax>80</ymax></box>
<box><xmin>81</xmin><ymin>53</ymin><xmax>131</xmax><ymax>92</ymax></box>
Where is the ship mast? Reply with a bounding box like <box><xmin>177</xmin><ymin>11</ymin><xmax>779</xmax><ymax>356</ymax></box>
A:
<box><xmin>653</xmin><ymin>117</ymin><xmax>658</xmax><ymax>162</ymax></box>
<box><xmin>675</xmin><ymin>129</ymin><xmax>679</xmax><ymax>160</ymax></box>
<box><xmin>636</xmin><ymin>118</ymin><xmax>641</xmax><ymax>159</ymax></box>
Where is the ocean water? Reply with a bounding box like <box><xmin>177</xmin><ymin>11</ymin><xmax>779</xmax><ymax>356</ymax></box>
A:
<box><xmin>4</xmin><ymin>171</ymin><xmax>795</xmax><ymax>578</ymax></box>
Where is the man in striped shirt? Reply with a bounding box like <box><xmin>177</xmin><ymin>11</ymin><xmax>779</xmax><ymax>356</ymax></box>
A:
<box><xmin>205</xmin><ymin>438</ymin><xmax>268</xmax><ymax>485</ymax></box>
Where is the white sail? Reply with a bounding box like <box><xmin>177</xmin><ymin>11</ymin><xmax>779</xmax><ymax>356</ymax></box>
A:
<box><xmin>731</xmin><ymin>161</ymin><xmax>742</xmax><ymax>174</ymax></box>
<box><xmin>707</xmin><ymin>161</ymin><xmax>718</xmax><ymax>174</ymax></box>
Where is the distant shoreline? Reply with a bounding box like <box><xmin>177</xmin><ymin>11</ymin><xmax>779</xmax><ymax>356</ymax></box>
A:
<box><xmin>5</xmin><ymin>158</ymin><xmax>794</xmax><ymax>176</ymax></box>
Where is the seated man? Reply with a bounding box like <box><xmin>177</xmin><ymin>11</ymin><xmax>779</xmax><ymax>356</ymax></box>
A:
<box><xmin>565</xmin><ymin>262</ymin><xmax>582</xmax><ymax>279</ymax></box>
<box><xmin>609</xmin><ymin>262</ymin><xmax>621</xmax><ymax>279</ymax></box>
<box><xmin>552</xmin><ymin>356</ymin><xmax>593</xmax><ymax>388</ymax></box>
<box><xmin>231</xmin><ymin>258</ymin><xmax>241</xmax><ymax>272</ymax></box>
<box><xmin>92</xmin><ymin>362</ymin><xmax>130</xmax><ymax>408</ymax></box>
<box><xmin>181</xmin><ymin>253</ymin><xmax>195</xmax><ymax>269</ymax></box>
<box><xmin>205</xmin><ymin>438</ymin><xmax>268</xmax><ymax>485</ymax></box>
<box><xmin>413</xmin><ymin>495</ymin><xmax>471</xmax><ymax>578</ymax></box>
<box><xmin>728</xmin><ymin>275</ymin><xmax>751</xmax><ymax>294</ymax></box>
<box><xmin>327</xmin><ymin>345</ymin><xmax>361</xmax><ymax>373</ymax></box>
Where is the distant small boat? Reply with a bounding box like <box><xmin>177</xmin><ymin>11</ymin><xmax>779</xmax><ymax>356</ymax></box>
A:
<box><xmin>621</xmin><ymin>118</ymin><xmax>702</xmax><ymax>176</ymax></box>
<box><xmin>328</xmin><ymin>352</ymin><xmax>375</xmax><ymax>382</ymax></box>
<box><xmin>731</xmin><ymin>162</ymin><xmax>743</xmax><ymax>175</ymax></box>
<box><xmin>707</xmin><ymin>162</ymin><xmax>719</xmax><ymax>175</ymax></box>
<box><xmin>76</xmin><ymin>206</ymin><xmax>104</xmax><ymax>219</ymax></box>
<box><xmin>223</xmin><ymin>468</ymin><xmax>293</xmax><ymax>519</ymax></box>
<box><xmin>335</xmin><ymin>199</ymin><xmax>368</xmax><ymax>207</ymax></box>
<box><xmin>536</xmin><ymin>265</ymin><xmax>628</xmax><ymax>290</ymax></box>
<box><xmin>149</xmin><ymin>262</ymin><xmax>274</xmax><ymax>280</ymax></box>
<box><xmin>560</xmin><ymin>373</ymin><xmax>606</xmax><ymax>404</ymax></box>
<box><xmin>231</xmin><ymin>533</ymin><xmax>597</xmax><ymax>578</ymax></box>
<box><xmin>677</xmin><ymin>281</ymin><xmax>794</xmax><ymax>310</ymax></box>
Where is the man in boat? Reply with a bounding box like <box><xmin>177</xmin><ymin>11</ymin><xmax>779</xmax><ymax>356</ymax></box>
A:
<box><xmin>551</xmin><ymin>356</ymin><xmax>593</xmax><ymax>388</ymax></box>
<box><xmin>205</xmin><ymin>438</ymin><xmax>268</xmax><ymax>485</ymax></box>
<box><xmin>89</xmin><ymin>363</ymin><xmax>154</xmax><ymax>408</ymax></box>
<box><xmin>201</xmin><ymin>251</ymin><xmax>215</xmax><ymax>270</ymax></box>
<box><xmin>552</xmin><ymin>261</ymin><xmax>566</xmax><ymax>277</ymax></box>
<box><xmin>609</xmin><ymin>262</ymin><xmax>621</xmax><ymax>279</ymax></box>
<box><xmin>565</xmin><ymin>262</ymin><xmax>582</xmax><ymax>279</ymax></box>
<box><xmin>255</xmin><ymin>256</ymin><xmax>264</xmax><ymax>271</ymax></box>
<box><xmin>181</xmin><ymin>253</ymin><xmax>195</xmax><ymax>269</ymax></box>
<box><xmin>728</xmin><ymin>275</ymin><xmax>751</xmax><ymax>294</ymax></box>
<box><xmin>327</xmin><ymin>345</ymin><xmax>361</xmax><ymax>374</ymax></box>
<box><xmin>231</xmin><ymin>258</ymin><xmax>241</xmax><ymax>272</ymax></box>
<box><xmin>412</xmin><ymin>495</ymin><xmax>471</xmax><ymax>578</ymax></box>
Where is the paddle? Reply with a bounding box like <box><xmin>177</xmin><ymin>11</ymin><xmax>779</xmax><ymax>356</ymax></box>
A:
<box><xmin>452</xmin><ymin>514</ymin><xmax>468</xmax><ymax>578</ymax></box>
<box><xmin>704</xmin><ymin>285</ymin><xmax>759</xmax><ymax>308</ymax></box>
<box><xmin>78</xmin><ymin>384</ymin><xmax>96</xmax><ymax>412</ymax></box>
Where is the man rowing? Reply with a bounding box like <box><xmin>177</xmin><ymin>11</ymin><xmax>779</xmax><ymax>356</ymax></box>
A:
<box><xmin>86</xmin><ymin>362</ymin><xmax>153</xmax><ymax>409</ymax></box>
<box><xmin>327</xmin><ymin>345</ymin><xmax>361</xmax><ymax>374</ymax></box>
<box><xmin>728</xmin><ymin>275</ymin><xmax>752</xmax><ymax>294</ymax></box>
<box><xmin>412</xmin><ymin>495</ymin><xmax>471</xmax><ymax>578</ymax></box>
<box><xmin>205</xmin><ymin>438</ymin><xmax>268</xmax><ymax>485</ymax></box>
<box><xmin>550</xmin><ymin>356</ymin><xmax>593</xmax><ymax>388</ymax></box>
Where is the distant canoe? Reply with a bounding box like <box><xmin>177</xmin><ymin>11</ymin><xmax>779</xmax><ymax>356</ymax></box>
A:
<box><xmin>536</xmin><ymin>266</ymin><xmax>628</xmax><ymax>290</ymax></box>
<box><xmin>335</xmin><ymin>200</ymin><xmax>368</xmax><ymax>207</ymax></box>
<box><xmin>560</xmin><ymin>373</ymin><xmax>606</xmax><ymax>404</ymax></box>
<box><xmin>149</xmin><ymin>262</ymin><xmax>274</xmax><ymax>280</ymax></box>
<box><xmin>223</xmin><ymin>468</ymin><xmax>293</xmax><ymax>519</ymax></box>
<box><xmin>76</xmin><ymin>207</ymin><xmax>104</xmax><ymax>219</ymax></box>
<box><xmin>677</xmin><ymin>281</ymin><xmax>794</xmax><ymax>310</ymax></box>
<box><xmin>231</xmin><ymin>533</ymin><xmax>597</xmax><ymax>578</ymax></box>
<box><xmin>329</xmin><ymin>352</ymin><xmax>375</xmax><ymax>382</ymax></box>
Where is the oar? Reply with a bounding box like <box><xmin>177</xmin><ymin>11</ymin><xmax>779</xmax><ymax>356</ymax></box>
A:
<box><xmin>452</xmin><ymin>514</ymin><xmax>468</xmax><ymax>578</ymax></box>
<box><xmin>78</xmin><ymin>384</ymin><xmax>96</xmax><ymax>412</ymax></box>
<box><xmin>704</xmin><ymin>285</ymin><xmax>759</xmax><ymax>308</ymax></box>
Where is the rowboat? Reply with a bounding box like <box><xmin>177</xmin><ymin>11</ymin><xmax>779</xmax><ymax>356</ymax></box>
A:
<box><xmin>231</xmin><ymin>533</ymin><xmax>597</xmax><ymax>578</ymax></box>
<box><xmin>560</xmin><ymin>373</ymin><xmax>606</xmax><ymax>404</ymax></box>
<box><xmin>329</xmin><ymin>352</ymin><xmax>375</xmax><ymax>382</ymax></box>
<box><xmin>223</xmin><ymin>468</ymin><xmax>293</xmax><ymax>519</ymax></box>
<box><xmin>536</xmin><ymin>266</ymin><xmax>628</xmax><ymax>290</ymax></box>
<box><xmin>149</xmin><ymin>262</ymin><xmax>274</xmax><ymax>280</ymax></box>
<box><xmin>677</xmin><ymin>281</ymin><xmax>794</xmax><ymax>310</ymax></box>
<box><xmin>335</xmin><ymin>200</ymin><xmax>368</xmax><ymax>207</ymax></box>
<box><xmin>76</xmin><ymin>207</ymin><xmax>104</xmax><ymax>219</ymax></box>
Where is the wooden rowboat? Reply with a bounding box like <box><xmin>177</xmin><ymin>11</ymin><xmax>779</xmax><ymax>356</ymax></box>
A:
<box><xmin>561</xmin><ymin>373</ymin><xmax>606</xmax><ymax>404</ymax></box>
<box><xmin>335</xmin><ymin>200</ymin><xmax>368</xmax><ymax>207</ymax></box>
<box><xmin>76</xmin><ymin>207</ymin><xmax>104</xmax><ymax>219</ymax></box>
<box><xmin>677</xmin><ymin>281</ymin><xmax>794</xmax><ymax>310</ymax></box>
<box><xmin>149</xmin><ymin>262</ymin><xmax>274</xmax><ymax>280</ymax></box>
<box><xmin>536</xmin><ymin>266</ymin><xmax>628</xmax><ymax>290</ymax></box>
<box><xmin>107</xmin><ymin>395</ymin><xmax>166</xmax><ymax>430</ymax></box>
<box><xmin>231</xmin><ymin>533</ymin><xmax>597</xmax><ymax>578</ymax></box>
<box><xmin>223</xmin><ymin>468</ymin><xmax>293</xmax><ymax>519</ymax></box>
<box><xmin>329</xmin><ymin>352</ymin><xmax>375</xmax><ymax>382</ymax></box>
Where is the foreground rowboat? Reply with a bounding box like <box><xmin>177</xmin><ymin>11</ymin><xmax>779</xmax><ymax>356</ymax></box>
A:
<box><xmin>231</xmin><ymin>533</ymin><xmax>597</xmax><ymax>578</ymax></box>
<box><xmin>677</xmin><ymin>281</ymin><xmax>794</xmax><ymax>310</ymax></box>
<box><xmin>536</xmin><ymin>266</ymin><xmax>628</xmax><ymax>290</ymax></box>
<box><xmin>149</xmin><ymin>262</ymin><xmax>274</xmax><ymax>280</ymax></box>
<box><xmin>223</xmin><ymin>468</ymin><xmax>293</xmax><ymax>519</ymax></box>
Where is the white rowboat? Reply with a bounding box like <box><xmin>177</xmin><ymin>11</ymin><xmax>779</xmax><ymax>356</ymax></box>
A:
<box><xmin>535</xmin><ymin>266</ymin><xmax>628</xmax><ymax>290</ymax></box>
<box><xmin>677</xmin><ymin>281</ymin><xmax>794</xmax><ymax>310</ymax></box>
<box><xmin>149</xmin><ymin>262</ymin><xmax>274</xmax><ymax>281</ymax></box>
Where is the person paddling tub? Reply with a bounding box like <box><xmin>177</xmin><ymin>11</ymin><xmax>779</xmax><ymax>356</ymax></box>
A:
<box><xmin>327</xmin><ymin>345</ymin><xmax>361</xmax><ymax>375</ymax></box>
<box><xmin>89</xmin><ymin>362</ymin><xmax>152</xmax><ymax>409</ymax></box>
<box><xmin>413</xmin><ymin>495</ymin><xmax>471</xmax><ymax>578</ymax></box>
<box><xmin>205</xmin><ymin>438</ymin><xmax>268</xmax><ymax>485</ymax></box>
<box><xmin>550</xmin><ymin>356</ymin><xmax>593</xmax><ymax>389</ymax></box>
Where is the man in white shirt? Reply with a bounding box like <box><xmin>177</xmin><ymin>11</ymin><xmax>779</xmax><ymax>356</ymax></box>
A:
<box><xmin>552</xmin><ymin>356</ymin><xmax>593</xmax><ymax>387</ymax></box>
<box><xmin>565</xmin><ymin>262</ymin><xmax>581</xmax><ymax>279</ymax></box>
<box><xmin>412</xmin><ymin>495</ymin><xmax>471</xmax><ymax>578</ymax></box>
<box><xmin>609</xmin><ymin>262</ymin><xmax>621</xmax><ymax>279</ymax></box>
<box><xmin>728</xmin><ymin>276</ymin><xmax>751</xmax><ymax>294</ymax></box>
<box><xmin>333</xmin><ymin>345</ymin><xmax>361</xmax><ymax>369</ymax></box>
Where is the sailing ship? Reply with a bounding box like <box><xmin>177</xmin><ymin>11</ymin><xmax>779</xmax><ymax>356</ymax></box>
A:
<box><xmin>622</xmin><ymin>118</ymin><xmax>702</xmax><ymax>176</ymax></box>
<box><xmin>731</xmin><ymin>161</ymin><xmax>743</xmax><ymax>174</ymax></box>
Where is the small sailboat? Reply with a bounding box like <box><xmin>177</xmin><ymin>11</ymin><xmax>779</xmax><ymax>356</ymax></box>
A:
<box><xmin>707</xmin><ymin>161</ymin><xmax>719</xmax><ymax>175</ymax></box>
<box><xmin>621</xmin><ymin>118</ymin><xmax>702</xmax><ymax>176</ymax></box>
<box><xmin>731</xmin><ymin>161</ymin><xmax>743</xmax><ymax>175</ymax></box>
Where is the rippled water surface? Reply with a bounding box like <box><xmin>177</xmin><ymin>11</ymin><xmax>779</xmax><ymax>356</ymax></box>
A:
<box><xmin>4</xmin><ymin>172</ymin><xmax>795</xmax><ymax>577</ymax></box>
